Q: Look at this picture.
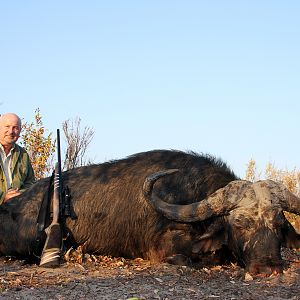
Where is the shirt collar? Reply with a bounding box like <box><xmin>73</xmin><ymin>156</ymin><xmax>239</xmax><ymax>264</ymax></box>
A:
<box><xmin>0</xmin><ymin>143</ymin><xmax>16</xmax><ymax>157</ymax></box>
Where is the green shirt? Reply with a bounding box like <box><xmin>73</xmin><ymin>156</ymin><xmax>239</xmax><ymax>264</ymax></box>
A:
<box><xmin>0</xmin><ymin>144</ymin><xmax>35</xmax><ymax>204</ymax></box>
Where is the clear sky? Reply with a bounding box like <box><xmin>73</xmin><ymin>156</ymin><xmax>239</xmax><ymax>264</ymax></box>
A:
<box><xmin>0</xmin><ymin>1</ymin><xmax>299</xmax><ymax>178</ymax></box>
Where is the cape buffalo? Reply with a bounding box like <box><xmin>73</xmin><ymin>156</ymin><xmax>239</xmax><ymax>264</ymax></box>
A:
<box><xmin>0</xmin><ymin>150</ymin><xmax>299</xmax><ymax>275</ymax></box>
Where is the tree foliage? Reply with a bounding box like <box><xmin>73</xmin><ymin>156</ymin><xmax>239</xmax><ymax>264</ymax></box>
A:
<box><xmin>245</xmin><ymin>159</ymin><xmax>300</xmax><ymax>197</ymax></box>
<box><xmin>20</xmin><ymin>108</ymin><xmax>56</xmax><ymax>179</ymax></box>
<box><xmin>21</xmin><ymin>109</ymin><xmax>95</xmax><ymax>179</ymax></box>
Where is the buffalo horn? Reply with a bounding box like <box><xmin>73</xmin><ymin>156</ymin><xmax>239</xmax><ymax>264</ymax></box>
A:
<box><xmin>277</xmin><ymin>183</ymin><xmax>300</xmax><ymax>215</ymax></box>
<box><xmin>143</xmin><ymin>170</ymin><xmax>250</xmax><ymax>222</ymax></box>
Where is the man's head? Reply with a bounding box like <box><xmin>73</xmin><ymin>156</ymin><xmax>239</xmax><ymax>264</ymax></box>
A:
<box><xmin>0</xmin><ymin>113</ymin><xmax>22</xmax><ymax>148</ymax></box>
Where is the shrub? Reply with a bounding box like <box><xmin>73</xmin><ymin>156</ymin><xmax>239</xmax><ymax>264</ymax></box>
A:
<box><xmin>20</xmin><ymin>108</ymin><xmax>56</xmax><ymax>179</ymax></box>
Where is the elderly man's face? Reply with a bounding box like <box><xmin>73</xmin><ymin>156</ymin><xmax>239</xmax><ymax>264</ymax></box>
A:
<box><xmin>0</xmin><ymin>114</ymin><xmax>21</xmax><ymax>147</ymax></box>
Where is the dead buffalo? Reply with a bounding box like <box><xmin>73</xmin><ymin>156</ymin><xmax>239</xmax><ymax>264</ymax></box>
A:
<box><xmin>0</xmin><ymin>150</ymin><xmax>299</xmax><ymax>275</ymax></box>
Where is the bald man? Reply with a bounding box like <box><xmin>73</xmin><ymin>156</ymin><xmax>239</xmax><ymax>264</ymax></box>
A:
<box><xmin>0</xmin><ymin>113</ymin><xmax>35</xmax><ymax>204</ymax></box>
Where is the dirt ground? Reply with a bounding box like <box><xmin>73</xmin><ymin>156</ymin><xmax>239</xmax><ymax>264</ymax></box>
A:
<box><xmin>0</xmin><ymin>249</ymin><xmax>300</xmax><ymax>300</ymax></box>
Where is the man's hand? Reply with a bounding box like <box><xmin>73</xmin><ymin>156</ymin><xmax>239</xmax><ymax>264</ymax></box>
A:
<box><xmin>3</xmin><ymin>188</ymin><xmax>21</xmax><ymax>202</ymax></box>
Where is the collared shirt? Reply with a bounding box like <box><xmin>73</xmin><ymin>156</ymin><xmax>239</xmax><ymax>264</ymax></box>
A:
<box><xmin>0</xmin><ymin>144</ymin><xmax>15</xmax><ymax>189</ymax></box>
<box><xmin>0</xmin><ymin>143</ymin><xmax>35</xmax><ymax>204</ymax></box>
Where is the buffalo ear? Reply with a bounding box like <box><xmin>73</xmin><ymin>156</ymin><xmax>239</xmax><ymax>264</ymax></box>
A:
<box><xmin>192</xmin><ymin>219</ymin><xmax>228</xmax><ymax>254</ymax></box>
<box><xmin>192</xmin><ymin>236</ymin><xmax>225</xmax><ymax>253</ymax></box>
<box><xmin>282</xmin><ymin>219</ymin><xmax>300</xmax><ymax>249</ymax></box>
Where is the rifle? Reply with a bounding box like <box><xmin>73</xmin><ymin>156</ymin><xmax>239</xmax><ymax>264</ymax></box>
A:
<box><xmin>39</xmin><ymin>129</ymin><xmax>63</xmax><ymax>267</ymax></box>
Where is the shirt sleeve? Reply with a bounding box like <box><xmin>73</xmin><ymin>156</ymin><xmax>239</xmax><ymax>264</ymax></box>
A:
<box><xmin>19</xmin><ymin>153</ymin><xmax>36</xmax><ymax>192</ymax></box>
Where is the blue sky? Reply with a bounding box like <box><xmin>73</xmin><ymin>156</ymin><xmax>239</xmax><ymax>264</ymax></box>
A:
<box><xmin>0</xmin><ymin>1</ymin><xmax>299</xmax><ymax>178</ymax></box>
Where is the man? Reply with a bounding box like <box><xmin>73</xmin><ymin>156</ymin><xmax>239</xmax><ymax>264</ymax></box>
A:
<box><xmin>0</xmin><ymin>113</ymin><xmax>35</xmax><ymax>204</ymax></box>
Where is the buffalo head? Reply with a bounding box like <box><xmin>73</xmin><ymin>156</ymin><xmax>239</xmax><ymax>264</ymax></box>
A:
<box><xmin>143</xmin><ymin>170</ymin><xmax>300</xmax><ymax>276</ymax></box>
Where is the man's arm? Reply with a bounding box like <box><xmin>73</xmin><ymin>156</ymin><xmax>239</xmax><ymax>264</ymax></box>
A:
<box><xmin>3</xmin><ymin>188</ymin><xmax>21</xmax><ymax>203</ymax></box>
<box><xmin>19</xmin><ymin>155</ymin><xmax>36</xmax><ymax>192</ymax></box>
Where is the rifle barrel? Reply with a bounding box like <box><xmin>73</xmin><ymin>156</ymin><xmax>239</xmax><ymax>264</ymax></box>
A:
<box><xmin>56</xmin><ymin>129</ymin><xmax>63</xmax><ymax>217</ymax></box>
